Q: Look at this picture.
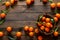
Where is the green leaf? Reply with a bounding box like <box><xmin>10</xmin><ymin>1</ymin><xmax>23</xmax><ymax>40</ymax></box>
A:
<box><xmin>51</xmin><ymin>18</ymin><xmax>55</xmax><ymax>24</ymax></box>
<box><xmin>55</xmin><ymin>27</ymin><xmax>58</xmax><ymax>32</ymax></box>
<box><xmin>49</xmin><ymin>0</ymin><xmax>53</xmax><ymax>3</ymax></box>
<box><xmin>0</xmin><ymin>19</ymin><xmax>5</xmax><ymax>25</ymax></box>
<box><xmin>0</xmin><ymin>0</ymin><xmax>2</xmax><ymax>2</ymax></box>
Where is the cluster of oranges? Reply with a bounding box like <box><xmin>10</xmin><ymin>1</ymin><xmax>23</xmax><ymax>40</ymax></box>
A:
<box><xmin>5</xmin><ymin>0</ymin><xmax>17</xmax><ymax>7</ymax></box>
<box><xmin>0</xmin><ymin>26</ymin><xmax>22</xmax><ymax>38</ymax></box>
<box><xmin>54</xmin><ymin>13</ymin><xmax>60</xmax><ymax>22</ymax></box>
<box><xmin>24</xmin><ymin>26</ymin><xmax>34</xmax><ymax>37</ymax></box>
<box><xmin>50</xmin><ymin>2</ymin><xmax>60</xmax><ymax>9</ymax></box>
<box><xmin>37</xmin><ymin>15</ymin><xmax>54</xmax><ymax>33</ymax></box>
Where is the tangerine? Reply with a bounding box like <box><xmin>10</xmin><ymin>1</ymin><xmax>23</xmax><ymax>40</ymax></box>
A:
<box><xmin>29</xmin><ymin>27</ymin><xmax>34</xmax><ymax>32</ymax></box>
<box><xmin>40</xmin><ymin>26</ymin><xmax>45</xmax><ymax>31</ymax></box>
<box><xmin>1</xmin><ymin>13</ymin><xmax>6</xmax><ymax>18</ymax></box>
<box><xmin>29</xmin><ymin>32</ymin><xmax>34</xmax><ymax>37</ymax></box>
<box><xmin>6</xmin><ymin>26</ymin><xmax>12</xmax><ymax>32</ymax></box>
<box><xmin>54</xmin><ymin>17</ymin><xmax>58</xmax><ymax>22</ymax></box>
<box><xmin>57</xmin><ymin>2</ymin><xmax>60</xmax><ymax>8</ymax></box>
<box><xmin>5</xmin><ymin>1</ymin><xmax>11</xmax><ymax>7</ymax></box>
<box><xmin>50</xmin><ymin>3</ymin><xmax>56</xmax><ymax>9</ymax></box>
<box><xmin>54</xmin><ymin>31</ymin><xmax>58</xmax><ymax>37</ymax></box>
<box><xmin>45</xmin><ymin>18</ymin><xmax>50</xmax><ymax>23</ymax></box>
<box><xmin>24</xmin><ymin>26</ymin><xmax>29</xmax><ymax>31</ymax></box>
<box><xmin>0</xmin><ymin>32</ymin><xmax>4</xmax><ymax>37</ymax></box>
<box><xmin>16</xmin><ymin>32</ymin><xmax>22</xmax><ymax>37</ymax></box>
<box><xmin>45</xmin><ymin>27</ymin><xmax>50</xmax><ymax>32</ymax></box>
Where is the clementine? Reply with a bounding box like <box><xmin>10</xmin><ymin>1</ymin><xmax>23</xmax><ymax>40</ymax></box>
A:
<box><xmin>6</xmin><ymin>26</ymin><xmax>12</xmax><ymax>32</ymax></box>
<box><xmin>16</xmin><ymin>32</ymin><xmax>22</xmax><ymax>37</ymax></box>
<box><xmin>42</xmin><ymin>16</ymin><xmax>46</xmax><ymax>21</ymax></box>
<box><xmin>29</xmin><ymin>27</ymin><xmax>34</xmax><ymax>32</ymax></box>
<box><xmin>54</xmin><ymin>31</ymin><xmax>58</xmax><ymax>37</ymax></box>
<box><xmin>45</xmin><ymin>27</ymin><xmax>50</xmax><ymax>32</ymax></box>
<box><xmin>5</xmin><ymin>1</ymin><xmax>11</xmax><ymax>7</ymax></box>
<box><xmin>45</xmin><ymin>18</ymin><xmax>50</xmax><ymax>23</ymax></box>
<box><xmin>29</xmin><ymin>32</ymin><xmax>34</xmax><ymax>37</ymax></box>
<box><xmin>46</xmin><ymin>22</ymin><xmax>51</xmax><ymax>28</ymax></box>
<box><xmin>1</xmin><ymin>13</ymin><xmax>6</xmax><ymax>18</ymax></box>
<box><xmin>55</xmin><ymin>13</ymin><xmax>60</xmax><ymax>18</ymax></box>
<box><xmin>26</xmin><ymin>0</ymin><xmax>31</xmax><ymax>5</ymax></box>
<box><xmin>54</xmin><ymin>17</ymin><xmax>58</xmax><ymax>22</ymax></box>
<box><xmin>57</xmin><ymin>2</ymin><xmax>60</xmax><ymax>8</ymax></box>
<box><xmin>24</xmin><ymin>26</ymin><xmax>29</xmax><ymax>31</ymax></box>
<box><xmin>50</xmin><ymin>3</ymin><xmax>56</xmax><ymax>9</ymax></box>
<box><xmin>40</xmin><ymin>26</ymin><xmax>45</xmax><ymax>31</ymax></box>
<box><xmin>10</xmin><ymin>0</ymin><xmax>15</xmax><ymax>5</ymax></box>
<box><xmin>38</xmin><ymin>36</ymin><xmax>43</xmax><ymax>40</ymax></box>
<box><xmin>35</xmin><ymin>28</ymin><xmax>39</xmax><ymax>34</ymax></box>
<box><xmin>0</xmin><ymin>32</ymin><xmax>4</xmax><ymax>37</ymax></box>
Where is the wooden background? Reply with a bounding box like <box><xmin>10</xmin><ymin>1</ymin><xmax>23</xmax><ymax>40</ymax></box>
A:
<box><xmin>0</xmin><ymin>0</ymin><xmax>60</xmax><ymax>40</ymax></box>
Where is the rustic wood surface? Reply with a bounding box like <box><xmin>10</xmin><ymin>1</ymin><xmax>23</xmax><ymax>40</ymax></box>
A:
<box><xmin>0</xmin><ymin>0</ymin><xmax>60</xmax><ymax>40</ymax></box>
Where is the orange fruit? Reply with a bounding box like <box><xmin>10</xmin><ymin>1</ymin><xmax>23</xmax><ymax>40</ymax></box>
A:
<box><xmin>40</xmin><ymin>26</ymin><xmax>45</xmax><ymax>31</ymax></box>
<box><xmin>0</xmin><ymin>13</ymin><xmax>6</xmax><ymax>18</ymax></box>
<box><xmin>24</xmin><ymin>26</ymin><xmax>29</xmax><ymax>31</ymax></box>
<box><xmin>42</xmin><ymin>16</ymin><xmax>46</xmax><ymax>21</ymax></box>
<box><xmin>45</xmin><ymin>18</ymin><xmax>50</xmax><ymax>23</ymax></box>
<box><xmin>10</xmin><ymin>0</ymin><xmax>15</xmax><ymax>5</ymax></box>
<box><xmin>0</xmin><ymin>32</ymin><xmax>4</xmax><ymax>37</ymax></box>
<box><xmin>38</xmin><ymin>36</ymin><xmax>43</xmax><ymax>40</ymax></box>
<box><xmin>37</xmin><ymin>22</ymin><xmax>42</xmax><ymax>27</ymax></box>
<box><xmin>46</xmin><ymin>22</ymin><xmax>51</xmax><ymax>28</ymax></box>
<box><xmin>54</xmin><ymin>17</ymin><xmax>58</xmax><ymax>22</ymax></box>
<box><xmin>6</xmin><ymin>26</ymin><xmax>12</xmax><ymax>32</ymax></box>
<box><xmin>29</xmin><ymin>27</ymin><xmax>34</xmax><ymax>32</ymax></box>
<box><xmin>57</xmin><ymin>2</ymin><xmax>60</xmax><ymax>8</ymax></box>
<box><xmin>45</xmin><ymin>27</ymin><xmax>50</xmax><ymax>32</ymax></box>
<box><xmin>26</xmin><ymin>0</ymin><xmax>31</xmax><ymax>5</ymax></box>
<box><xmin>55</xmin><ymin>13</ymin><xmax>60</xmax><ymax>18</ymax></box>
<box><xmin>29</xmin><ymin>32</ymin><xmax>34</xmax><ymax>37</ymax></box>
<box><xmin>35</xmin><ymin>28</ymin><xmax>39</xmax><ymax>34</ymax></box>
<box><xmin>16</xmin><ymin>32</ymin><xmax>22</xmax><ymax>37</ymax></box>
<box><xmin>5</xmin><ymin>1</ymin><xmax>11</xmax><ymax>7</ymax></box>
<box><xmin>50</xmin><ymin>3</ymin><xmax>56</xmax><ymax>9</ymax></box>
<box><xmin>54</xmin><ymin>31</ymin><xmax>58</xmax><ymax>37</ymax></box>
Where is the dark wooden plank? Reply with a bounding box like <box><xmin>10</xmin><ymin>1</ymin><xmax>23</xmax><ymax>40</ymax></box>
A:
<box><xmin>0</xmin><ymin>21</ymin><xmax>37</xmax><ymax>28</ymax></box>
<box><xmin>6</xmin><ymin>13</ymin><xmax>43</xmax><ymax>21</ymax></box>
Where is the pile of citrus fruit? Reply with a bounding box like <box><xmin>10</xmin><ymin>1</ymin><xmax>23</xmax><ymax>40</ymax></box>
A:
<box><xmin>0</xmin><ymin>0</ymin><xmax>17</xmax><ymax>24</ymax></box>
<box><xmin>37</xmin><ymin>14</ymin><xmax>56</xmax><ymax>35</ymax></box>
